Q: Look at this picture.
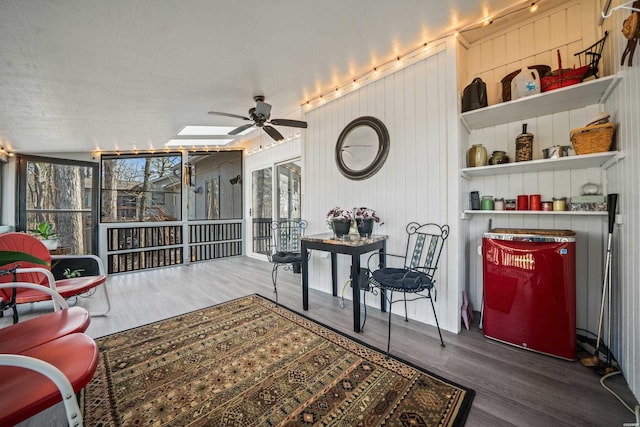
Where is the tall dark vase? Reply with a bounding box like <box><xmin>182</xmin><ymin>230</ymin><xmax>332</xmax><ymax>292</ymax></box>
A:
<box><xmin>356</xmin><ymin>218</ymin><xmax>374</xmax><ymax>237</ymax></box>
<box><xmin>332</xmin><ymin>219</ymin><xmax>351</xmax><ymax>239</ymax></box>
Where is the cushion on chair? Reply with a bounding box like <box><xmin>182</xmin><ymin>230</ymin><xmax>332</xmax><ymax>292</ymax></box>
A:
<box><xmin>0</xmin><ymin>307</ymin><xmax>90</xmax><ymax>354</ymax></box>
<box><xmin>0</xmin><ymin>333</ymin><xmax>99</xmax><ymax>426</ymax></box>
<box><xmin>15</xmin><ymin>276</ymin><xmax>106</xmax><ymax>304</ymax></box>
<box><xmin>271</xmin><ymin>251</ymin><xmax>302</xmax><ymax>264</ymax></box>
<box><xmin>371</xmin><ymin>267</ymin><xmax>433</xmax><ymax>292</ymax></box>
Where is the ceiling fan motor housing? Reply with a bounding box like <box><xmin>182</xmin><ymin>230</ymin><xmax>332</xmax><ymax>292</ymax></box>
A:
<box><xmin>208</xmin><ymin>95</ymin><xmax>307</xmax><ymax>141</ymax></box>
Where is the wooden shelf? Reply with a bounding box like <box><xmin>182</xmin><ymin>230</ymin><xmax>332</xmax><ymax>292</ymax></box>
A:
<box><xmin>460</xmin><ymin>75</ymin><xmax>620</xmax><ymax>130</ymax></box>
<box><xmin>463</xmin><ymin>210</ymin><xmax>606</xmax><ymax>217</ymax></box>
<box><xmin>460</xmin><ymin>151</ymin><xmax>621</xmax><ymax>179</ymax></box>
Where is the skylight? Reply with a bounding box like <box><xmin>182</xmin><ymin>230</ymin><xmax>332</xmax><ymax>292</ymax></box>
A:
<box><xmin>165</xmin><ymin>138</ymin><xmax>234</xmax><ymax>147</ymax></box>
<box><xmin>177</xmin><ymin>125</ymin><xmax>253</xmax><ymax>136</ymax></box>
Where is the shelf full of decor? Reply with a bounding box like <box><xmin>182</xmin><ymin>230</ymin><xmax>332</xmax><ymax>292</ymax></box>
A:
<box><xmin>463</xmin><ymin>210</ymin><xmax>606</xmax><ymax>217</ymax></box>
<box><xmin>460</xmin><ymin>74</ymin><xmax>620</xmax><ymax>130</ymax></box>
<box><xmin>460</xmin><ymin>151</ymin><xmax>622</xmax><ymax>179</ymax></box>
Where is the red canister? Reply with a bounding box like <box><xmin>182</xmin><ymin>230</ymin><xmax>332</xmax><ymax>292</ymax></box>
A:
<box><xmin>529</xmin><ymin>194</ymin><xmax>541</xmax><ymax>210</ymax></box>
<box><xmin>517</xmin><ymin>194</ymin><xmax>529</xmax><ymax>210</ymax></box>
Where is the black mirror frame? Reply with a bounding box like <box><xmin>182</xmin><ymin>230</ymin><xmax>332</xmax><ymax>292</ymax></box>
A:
<box><xmin>335</xmin><ymin>116</ymin><xmax>390</xmax><ymax>180</ymax></box>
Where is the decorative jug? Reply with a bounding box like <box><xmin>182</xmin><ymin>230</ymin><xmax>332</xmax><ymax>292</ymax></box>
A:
<box><xmin>467</xmin><ymin>144</ymin><xmax>487</xmax><ymax>167</ymax></box>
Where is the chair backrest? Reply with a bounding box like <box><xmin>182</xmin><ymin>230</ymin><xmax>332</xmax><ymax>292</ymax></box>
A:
<box><xmin>270</xmin><ymin>220</ymin><xmax>307</xmax><ymax>254</ymax></box>
<box><xmin>403</xmin><ymin>222</ymin><xmax>450</xmax><ymax>279</ymax></box>
<box><xmin>0</xmin><ymin>233</ymin><xmax>52</xmax><ymax>300</ymax></box>
<box><xmin>574</xmin><ymin>31</ymin><xmax>608</xmax><ymax>79</ymax></box>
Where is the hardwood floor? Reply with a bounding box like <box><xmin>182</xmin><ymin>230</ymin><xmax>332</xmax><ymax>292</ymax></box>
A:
<box><xmin>6</xmin><ymin>256</ymin><xmax>639</xmax><ymax>426</ymax></box>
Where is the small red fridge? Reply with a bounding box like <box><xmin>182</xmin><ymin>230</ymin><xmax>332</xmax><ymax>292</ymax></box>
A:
<box><xmin>482</xmin><ymin>229</ymin><xmax>576</xmax><ymax>360</ymax></box>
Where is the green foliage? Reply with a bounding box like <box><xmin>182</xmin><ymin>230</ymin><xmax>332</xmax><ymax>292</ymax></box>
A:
<box><xmin>63</xmin><ymin>268</ymin><xmax>84</xmax><ymax>278</ymax></box>
<box><xmin>0</xmin><ymin>250</ymin><xmax>50</xmax><ymax>268</ymax></box>
<box><xmin>29</xmin><ymin>222</ymin><xmax>57</xmax><ymax>239</ymax></box>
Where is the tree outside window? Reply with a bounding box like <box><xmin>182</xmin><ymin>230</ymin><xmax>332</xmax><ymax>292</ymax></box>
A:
<box><xmin>101</xmin><ymin>154</ymin><xmax>182</xmax><ymax>222</ymax></box>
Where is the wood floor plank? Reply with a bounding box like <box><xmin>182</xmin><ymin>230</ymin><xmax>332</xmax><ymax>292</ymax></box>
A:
<box><xmin>4</xmin><ymin>256</ymin><xmax>638</xmax><ymax>426</ymax></box>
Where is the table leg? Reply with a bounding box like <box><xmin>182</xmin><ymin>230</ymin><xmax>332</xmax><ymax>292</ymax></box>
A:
<box><xmin>379</xmin><ymin>243</ymin><xmax>387</xmax><ymax>312</ymax></box>
<box><xmin>331</xmin><ymin>253</ymin><xmax>338</xmax><ymax>297</ymax></box>
<box><xmin>351</xmin><ymin>254</ymin><xmax>361</xmax><ymax>333</ymax></box>
<box><xmin>302</xmin><ymin>243</ymin><xmax>309</xmax><ymax>310</ymax></box>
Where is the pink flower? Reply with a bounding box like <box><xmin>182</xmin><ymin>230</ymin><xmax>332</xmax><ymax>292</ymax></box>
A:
<box><xmin>354</xmin><ymin>207</ymin><xmax>383</xmax><ymax>225</ymax></box>
<box><xmin>326</xmin><ymin>207</ymin><xmax>353</xmax><ymax>223</ymax></box>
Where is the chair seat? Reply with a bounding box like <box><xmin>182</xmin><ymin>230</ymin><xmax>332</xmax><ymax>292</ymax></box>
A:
<box><xmin>15</xmin><ymin>276</ymin><xmax>106</xmax><ymax>304</ymax></box>
<box><xmin>0</xmin><ymin>307</ymin><xmax>90</xmax><ymax>354</ymax></box>
<box><xmin>0</xmin><ymin>333</ymin><xmax>99</xmax><ymax>426</ymax></box>
<box><xmin>271</xmin><ymin>251</ymin><xmax>302</xmax><ymax>264</ymax></box>
<box><xmin>371</xmin><ymin>267</ymin><xmax>433</xmax><ymax>292</ymax></box>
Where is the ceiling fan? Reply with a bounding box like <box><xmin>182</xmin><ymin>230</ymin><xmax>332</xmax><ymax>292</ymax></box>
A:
<box><xmin>208</xmin><ymin>95</ymin><xmax>307</xmax><ymax>141</ymax></box>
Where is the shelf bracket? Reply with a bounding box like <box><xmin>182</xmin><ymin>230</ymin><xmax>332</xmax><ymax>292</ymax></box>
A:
<box><xmin>601</xmin><ymin>151</ymin><xmax>626</xmax><ymax>170</ymax></box>
<box><xmin>599</xmin><ymin>73</ymin><xmax>622</xmax><ymax>104</ymax></box>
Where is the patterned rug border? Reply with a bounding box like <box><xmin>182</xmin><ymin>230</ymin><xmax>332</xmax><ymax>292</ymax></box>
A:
<box><xmin>90</xmin><ymin>293</ymin><xmax>475</xmax><ymax>426</ymax></box>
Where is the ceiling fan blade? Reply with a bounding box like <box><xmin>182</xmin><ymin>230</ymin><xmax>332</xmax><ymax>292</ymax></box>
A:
<box><xmin>228</xmin><ymin>123</ymin><xmax>255</xmax><ymax>135</ymax></box>
<box><xmin>263</xmin><ymin>125</ymin><xmax>284</xmax><ymax>141</ymax></box>
<box><xmin>207</xmin><ymin>111</ymin><xmax>251</xmax><ymax>121</ymax></box>
<box><xmin>269</xmin><ymin>118</ymin><xmax>308</xmax><ymax>128</ymax></box>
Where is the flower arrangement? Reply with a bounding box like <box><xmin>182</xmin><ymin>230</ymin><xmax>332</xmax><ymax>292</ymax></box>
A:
<box><xmin>354</xmin><ymin>207</ymin><xmax>383</xmax><ymax>225</ymax></box>
<box><xmin>326</xmin><ymin>207</ymin><xmax>353</xmax><ymax>226</ymax></box>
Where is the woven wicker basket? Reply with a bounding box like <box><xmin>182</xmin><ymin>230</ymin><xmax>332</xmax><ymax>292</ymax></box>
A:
<box><xmin>570</xmin><ymin>123</ymin><xmax>615</xmax><ymax>154</ymax></box>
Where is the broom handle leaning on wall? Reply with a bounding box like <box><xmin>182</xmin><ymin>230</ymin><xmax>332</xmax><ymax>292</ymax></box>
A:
<box><xmin>605</xmin><ymin>194</ymin><xmax>618</xmax><ymax>365</ymax></box>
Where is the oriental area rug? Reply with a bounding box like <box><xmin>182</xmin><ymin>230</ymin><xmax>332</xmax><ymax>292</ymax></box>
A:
<box><xmin>83</xmin><ymin>294</ymin><xmax>474</xmax><ymax>426</ymax></box>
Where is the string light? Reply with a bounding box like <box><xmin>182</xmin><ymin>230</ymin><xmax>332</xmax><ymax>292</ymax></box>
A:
<box><xmin>302</xmin><ymin>0</ymin><xmax>539</xmax><ymax>110</ymax></box>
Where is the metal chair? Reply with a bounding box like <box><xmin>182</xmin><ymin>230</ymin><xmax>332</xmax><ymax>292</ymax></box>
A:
<box><xmin>574</xmin><ymin>31</ymin><xmax>608</xmax><ymax>80</ymax></box>
<box><xmin>267</xmin><ymin>219</ymin><xmax>307</xmax><ymax>302</ymax></box>
<box><xmin>366</xmin><ymin>222</ymin><xmax>450</xmax><ymax>356</ymax></box>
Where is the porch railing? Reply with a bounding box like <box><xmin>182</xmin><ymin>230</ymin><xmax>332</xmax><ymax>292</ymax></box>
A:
<box><xmin>188</xmin><ymin>221</ymin><xmax>243</xmax><ymax>262</ymax></box>
<box><xmin>102</xmin><ymin>220</ymin><xmax>243</xmax><ymax>274</ymax></box>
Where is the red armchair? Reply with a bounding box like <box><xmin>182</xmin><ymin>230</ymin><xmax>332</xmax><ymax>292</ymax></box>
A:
<box><xmin>0</xmin><ymin>232</ymin><xmax>110</xmax><ymax>322</ymax></box>
<box><xmin>0</xmin><ymin>282</ymin><xmax>98</xmax><ymax>426</ymax></box>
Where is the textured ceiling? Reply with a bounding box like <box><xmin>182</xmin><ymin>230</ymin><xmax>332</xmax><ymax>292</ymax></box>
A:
<box><xmin>0</xmin><ymin>0</ymin><xmax>536</xmax><ymax>154</ymax></box>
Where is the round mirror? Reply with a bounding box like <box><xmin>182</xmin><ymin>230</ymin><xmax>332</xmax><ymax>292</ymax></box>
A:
<box><xmin>335</xmin><ymin>116</ymin><xmax>389</xmax><ymax>180</ymax></box>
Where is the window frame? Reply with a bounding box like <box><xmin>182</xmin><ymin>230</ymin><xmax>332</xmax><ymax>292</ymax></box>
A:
<box><xmin>100</xmin><ymin>152</ymin><xmax>183</xmax><ymax>223</ymax></box>
<box><xmin>16</xmin><ymin>154</ymin><xmax>100</xmax><ymax>254</ymax></box>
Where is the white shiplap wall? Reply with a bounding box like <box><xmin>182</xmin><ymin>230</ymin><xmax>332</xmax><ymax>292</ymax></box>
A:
<box><xmin>464</xmin><ymin>0</ymin><xmax>600</xmax><ymax>88</ymax></box>
<box><xmin>302</xmin><ymin>40</ymin><xmax>462</xmax><ymax>332</ymax></box>
<box><xmin>601</xmin><ymin>0</ymin><xmax>640</xmax><ymax>403</ymax></box>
